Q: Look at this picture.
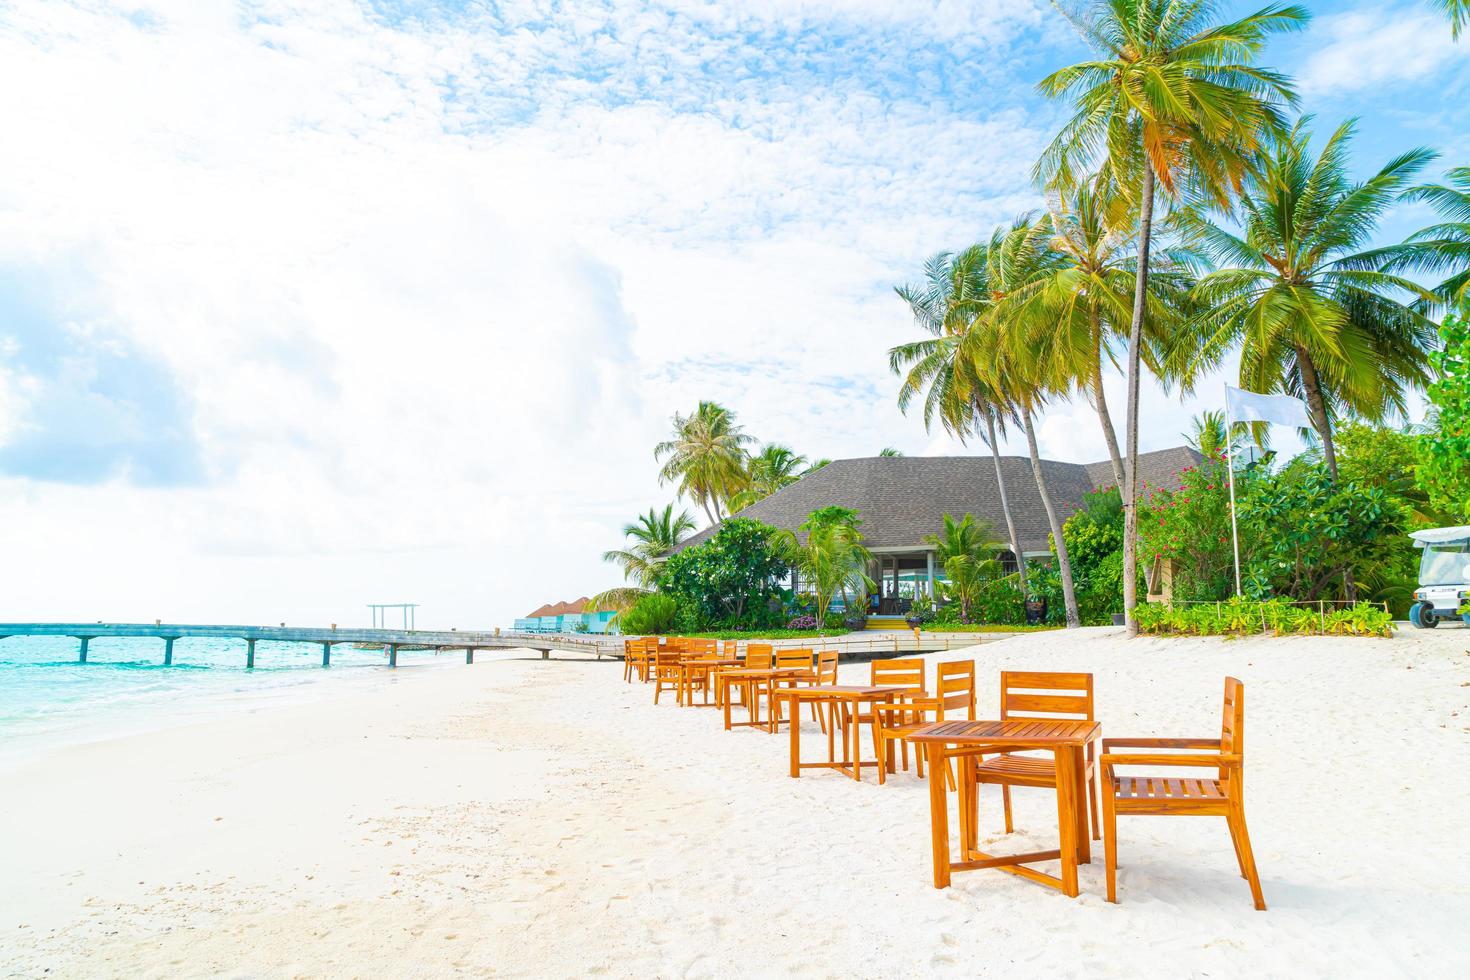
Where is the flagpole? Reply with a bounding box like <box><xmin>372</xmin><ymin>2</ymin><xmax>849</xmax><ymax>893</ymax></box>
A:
<box><xmin>1224</xmin><ymin>385</ymin><xmax>1243</xmax><ymax>597</ymax></box>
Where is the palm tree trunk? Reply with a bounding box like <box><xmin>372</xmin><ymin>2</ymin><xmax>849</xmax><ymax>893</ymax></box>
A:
<box><xmin>1295</xmin><ymin>345</ymin><xmax>1353</xmax><ymax>598</ymax></box>
<box><xmin>1295</xmin><ymin>345</ymin><xmax>1338</xmax><ymax>479</ymax></box>
<box><xmin>1091</xmin><ymin>338</ymin><xmax>1126</xmax><ymax>489</ymax></box>
<box><xmin>983</xmin><ymin>404</ymin><xmax>1029</xmax><ymax>592</ymax></box>
<box><xmin>1122</xmin><ymin>160</ymin><xmax>1156</xmax><ymax>637</ymax></box>
<box><xmin>699</xmin><ymin>497</ymin><xmax>719</xmax><ymax>528</ymax></box>
<box><xmin>1022</xmin><ymin>408</ymin><xmax>1080</xmax><ymax>628</ymax></box>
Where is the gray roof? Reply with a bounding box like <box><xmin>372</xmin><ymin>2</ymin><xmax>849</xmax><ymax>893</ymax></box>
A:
<box><xmin>680</xmin><ymin>446</ymin><xmax>1203</xmax><ymax>555</ymax></box>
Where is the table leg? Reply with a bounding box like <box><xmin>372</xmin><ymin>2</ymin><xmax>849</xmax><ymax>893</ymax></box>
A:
<box><xmin>1071</xmin><ymin>744</ymin><xmax>1091</xmax><ymax>864</ymax></box>
<box><xmin>1054</xmin><ymin>747</ymin><xmax>1079</xmax><ymax>897</ymax></box>
<box><xmin>927</xmin><ymin>742</ymin><xmax>951</xmax><ymax>888</ymax></box>
<box><xmin>722</xmin><ymin>678</ymin><xmax>732</xmax><ymax>731</ymax></box>
<box><xmin>826</xmin><ymin>701</ymin><xmax>836</xmax><ymax>764</ymax></box>
<box><xmin>788</xmin><ymin>694</ymin><xmax>800</xmax><ymax>777</ymax></box>
<box><xmin>959</xmin><ymin>751</ymin><xmax>977</xmax><ymax>859</ymax></box>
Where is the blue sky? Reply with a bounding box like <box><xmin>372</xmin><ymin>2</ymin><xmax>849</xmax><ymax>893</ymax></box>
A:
<box><xmin>0</xmin><ymin>0</ymin><xmax>1465</xmax><ymax>627</ymax></box>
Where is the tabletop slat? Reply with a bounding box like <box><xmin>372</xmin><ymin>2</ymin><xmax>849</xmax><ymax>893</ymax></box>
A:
<box><xmin>907</xmin><ymin>718</ymin><xmax>1100</xmax><ymax>747</ymax></box>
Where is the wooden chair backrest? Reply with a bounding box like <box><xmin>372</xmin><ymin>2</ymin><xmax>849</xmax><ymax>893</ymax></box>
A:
<box><xmin>776</xmin><ymin>648</ymin><xmax>813</xmax><ymax>669</ymax></box>
<box><xmin>999</xmin><ymin>671</ymin><xmax>1094</xmax><ymax>720</ymax></box>
<box><xmin>744</xmin><ymin>644</ymin><xmax>774</xmax><ymax>669</ymax></box>
<box><xmin>815</xmin><ymin>650</ymin><xmax>839</xmax><ymax>684</ymax></box>
<box><xmin>686</xmin><ymin>638</ymin><xmax>717</xmax><ymax>656</ymax></box>
<box><xmin>654</xmin><ymin>650</ymin><xmax>682</xmax><ymax>676</ymax></box>
<box><xmin>663</xmin><ymin>637</ymin><xmax>686</xmax><ymax>654</ymax></box>
<box><xmin>1221</xmin><ymin>676</ymin><xmax>1244</xmax><ymax>758</ymax></box>
<box><xmin>936</xmin><ymin>660</ymin><xmax>976</xmax><ymax>720</ymax></box>
<box><xmin>722</xmin><ymin>639</ymin><xmax>739</xmax><ymax>658</ymax></box>
<box><xmin>871</xmin><ymin>657</ymin><xmax>926</xmax><ymax>694</ymax></box>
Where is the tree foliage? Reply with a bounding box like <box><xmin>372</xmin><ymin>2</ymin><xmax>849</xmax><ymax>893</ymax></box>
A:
<box><xmin>1419</xmin><ymin>308</ymin><xmax>1470</xmax><ymax>522</ymax></box>
<box><xmin>657</xmin><ymin>518</ymin><xmax>788</xmax><ymax>631</ymax></box>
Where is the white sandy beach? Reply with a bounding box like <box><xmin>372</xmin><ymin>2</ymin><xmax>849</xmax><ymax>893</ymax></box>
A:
<box><xmin>4</xmin><ymin>628</ymin><xmax>1470</xmax><ymax>978</ymax></box>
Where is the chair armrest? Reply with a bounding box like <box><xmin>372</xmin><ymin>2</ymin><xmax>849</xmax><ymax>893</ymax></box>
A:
<box><xmin>1101</xmin><ymin>737</ymin><xmax>1221</xmax><ymax>751</ymax></box>
<box><xmin>1100</xmin><ymin>752</ymin><xmax>1241</xmax><ymax>768</ymax></box>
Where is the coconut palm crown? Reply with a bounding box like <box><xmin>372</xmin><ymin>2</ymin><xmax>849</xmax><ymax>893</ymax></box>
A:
<box><xmin>654</xmin><ymin>401</ymin><xmax>753</xmax><ymax>525</ymax></box>
<box><xmin>1185</xmin><ymin>119</ymin><xmax>1439</xmax><ymax>477</ymax></box>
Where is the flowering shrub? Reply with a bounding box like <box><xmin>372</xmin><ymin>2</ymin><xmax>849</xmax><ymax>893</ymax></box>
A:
<box><xmin>1139</xmin><ymin>457</ymin><xmax>1241</xmax><ymax>601</ymax></box>
<box><xmin>786</xmin><ymin>615</ymin><xmax>818</xmax><ymax>630</ymax></box>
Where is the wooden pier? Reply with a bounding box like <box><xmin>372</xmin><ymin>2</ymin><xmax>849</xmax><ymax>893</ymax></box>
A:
<box><xmin>0</xmin><ymin>622</ymin><xmax>615</xmax><ymax>667</ymax></box>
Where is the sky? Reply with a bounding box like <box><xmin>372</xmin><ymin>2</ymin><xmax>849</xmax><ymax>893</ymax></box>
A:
<box><xmin>0</xmin><ymin>0</ymin><xmax>1466</xmax><ymax>629</ymax></box>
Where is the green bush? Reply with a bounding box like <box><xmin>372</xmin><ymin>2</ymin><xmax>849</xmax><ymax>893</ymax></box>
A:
<box><xmin>658</xmin><ymin>518</ymin><xmax>788</xmax><ymax>631</ymax></box>
<box><xmin>617</xmin><ymin>593</ymin><xmax>679</xmax><ymax>635</ymax></box>
<box><xmin>1135</xmin><ymin>598</ymin><xmax>1392</xmax><ymax>637</ymax></box>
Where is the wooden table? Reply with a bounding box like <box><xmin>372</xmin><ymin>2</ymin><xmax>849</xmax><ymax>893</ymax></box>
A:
<box><xmin>717</xmin><ymin>668</ymin><xmax>811</xmax><ymax>731</ymax></box>
<box><xmin>677</xmin><ymin>657</ymin><xmax>740</xmax><ymax>706</ymax></box>
<box><xmin>775</xmin><ymin>686</ymin><xmax>905</xmax><ymax>781</ymax></box>
<box><xmin>907</xmin><ymin>719</ymin><xmax>1101</xmax><ymax>896</ymax></box>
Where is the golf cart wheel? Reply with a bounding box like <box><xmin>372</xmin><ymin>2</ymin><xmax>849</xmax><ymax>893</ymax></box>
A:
<box><xmin>1409</xmin><ymin>602</ymin><xmax>1438</xmax><ymax>629</ymax></box>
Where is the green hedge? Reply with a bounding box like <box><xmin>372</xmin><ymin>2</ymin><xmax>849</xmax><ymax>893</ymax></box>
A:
<box><xmin>1135</xmin><ymin>598</ymin><xmax>1393</xmax><ymax>637</ymax></box>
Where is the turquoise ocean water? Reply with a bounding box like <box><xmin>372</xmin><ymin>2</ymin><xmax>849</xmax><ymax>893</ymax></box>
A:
<box><xmin>0</xmin><ymin>635</ymin><xmax>453</xmax><ymax>770</ymax></box>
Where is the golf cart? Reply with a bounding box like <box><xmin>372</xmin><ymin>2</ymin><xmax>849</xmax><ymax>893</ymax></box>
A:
<box><xmin>1408</xmin><ymin>526</ymin><xmax>1470</xmax><ymax>628</ymax></box>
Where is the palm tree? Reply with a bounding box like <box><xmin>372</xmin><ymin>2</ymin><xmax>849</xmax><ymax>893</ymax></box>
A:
<box><xmin>1185</xmin><ymin>410</ymin><xmax>1244</xmax><ymax>459</ymax></box>
<box><xmin>924</xmin><ymin>512</ymin><xmax>1002</xmax><ymax>566</ymax></box>
<box><xmin>981</xmin><ymin>218</ymin><xmax>1083</xmax><ymax>627</ymax></box>
<box><xmin>1187</xmin><ymin>119</ymin><xmax>1439</xmax><ymax>479</ymax></box>
<box><xmin>942</xmin><ymin>554</ymin><xmax>1005</xmax><ymax>624</ymax></box>
<box><xmin>1434</xmin><ymin>0</ymin><xmax>1469</xmax><ymax>36</ymax></box>
<box><xmin>1398</xmin><ymin>167</ymin><xmax>1470</xmax><ymax>310</ymax></box>
<box><xmin>891</xmin><ymin>245</ymin><xmax>1031</xmax><ymax>590</ymax></box>
<box><xmin>591</xmin><ymin>504</ymin><xmax>697</xmax><ymax>611</ymax></box>
<box><xmin>654</xmin><ymin>401</ymin><xmax>753</xmax><ymax>525</ymax></box>
<box><xmin>730</xmin><ymin>444</ymin><xmax>808</xmax><ymax>511</ymax></box>
<box><xmin>805</xmin><ymin>458</ymin><xmax>833</xmax><ymax>474</ymax></box>
<box><xmin>774</xmin><ymin>509</ymin><xmax>874</xmax><ymax>630</ymax></box>
<box><xmin>1035</xmin><ymin>0</ymin><xmax>1307</xmax><ymax>633</ymax></box>
<box><xmin>1022</xmin><ymin>172</ymin><xmax>1193</xmax><ymax>487</ymax></box>
<box><xmin>878</xmin><ymin>447</ymin><xmax>904</xmax><ymax>457</ymax></box>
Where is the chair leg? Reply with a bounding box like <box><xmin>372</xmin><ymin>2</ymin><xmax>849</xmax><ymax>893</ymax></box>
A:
<box><xmin>1088</xmin><ymin>774</ymin><xmax>1101</xmax><ymax>842</ymax></box>
<box><xmin>1102</xmin><ymin>788</ymin><xmax>1119</xmax><ymax>904</ymax></box>
<box><xmin>877</xmin><ymin>735</ymin><xmax>887</xmax><ymax>785</ymax></box>
<box><xmin>1227</xmin><ymin>804</ymin><xmax>1267</xmax><ymax>911</ymax></box>
<box><xmin>1001</xmin><ymin>785</ymin><xmax>1014</xmax><ymax>834</ymax></box>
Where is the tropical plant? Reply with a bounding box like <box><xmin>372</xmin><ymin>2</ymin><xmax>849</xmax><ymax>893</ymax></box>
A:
<box><xmin>1185</xmin><ymin>410</ymin><xmax>1247</xmax><ymax>459</ymax></box>
<box><xmin>1135</xmin><ymin>596</ymin><xmax>1391</xmax><ymax>637</ymax></box>
<box><xmin>657</xmin><ymin>518</ymin><xmax>787</xmax><ymax>631</ymax></box>
<box><xmin>655</xmin><ymin>401</ymin><xmax>753</xmax><ymax>525</ymax></box>
<box><xmin>1058</xmin><ymin>487</ymin><xmax>1130</xmax><ymax>624</ymax></box>
<box><xmin>616</xmin><ymin>593</ymin><xmax>679</xmax><ymax>635</ymax></box>
<box><xmin>774</xmin><ymin>508</ymin><xmax>875</xmax><ymax>631</ymax></box>
<box><xmin>805</xmin><ymin>458</ymin><xmax>833</xmax><ymax>474</ymax></box>
<box><xmin>942</xmin><ymin>554</ymin><xmax>1005</xmax><ymax>624</ymax></box>
<box><xmin>890</xmin><ymin>244</ymin><xmax>1030</xmax><ymax>590</ymax></box>
<box><xmin>729</xmin><ymin>443</ymin><xmax>809</xmax><ymax>511</ymax></box>
<box><xmin>1186</xmin><ymin>119</ymin><xmax>1439</xmax><ymax>479</ymax></box>
<box><xmin>923</xmin><ymin>512</ymin><xmax>1002</xmax><ymax>567</ymax></box>
<box><xmin>1036</xmin><ymin>0</ymin><xmax>1307</xmax><ymax>633</ymax></box>
<box><xmin>1399</xmin><ymin>167</ymin><xmax>1470</xmax><ymax>311</ymax></box>
<box><xmin>1140</xmin><ymin>459</ymin><xmax>1243</xmax><ymax>602</ymax></box>
<box><xmin>1418</xmin><ymin>306</ymin><xmax>1470</xmax><ymax>521</ymax></box>
<box><xmin>878</xmin><ymin>447</ymin><xmax>904</xmax><ymax>457</ymax></box>
<box><xmin>591</xmin><ymin>504</ymin><xmax>697</xmax><ymax>611</ymax></box>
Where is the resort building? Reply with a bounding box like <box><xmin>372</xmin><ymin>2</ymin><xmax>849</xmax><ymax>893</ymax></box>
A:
<box><xmin>514</xmin><ymin>598</ymin><xmax>618</xmax><ymax>634</ymax></box>
<box><xmin>679</xmin><ymin>447</ymin><xmax>1202</xmax><ymax>615</ymax></box>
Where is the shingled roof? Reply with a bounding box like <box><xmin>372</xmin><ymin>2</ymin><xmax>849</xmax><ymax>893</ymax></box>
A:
<box><xmin>677</xmin><ymin>446</ymin><xmax>1202</xmax><ymax>555</ymax></box>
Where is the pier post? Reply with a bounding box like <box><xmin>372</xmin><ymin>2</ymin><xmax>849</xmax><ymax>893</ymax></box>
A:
<box><xmin>466</xmin><ymin>647</ymin><xmax>474</xmax><ymax>664</ymax></box>
<box><xmin>78</xmin><ymin>636</ymin><xmax>90</xmax><ymax>663</ymax></box>
<box><xmin>164</xmin><ymin>637</ymin><xmax>175</xmax><ymax>666</ymax></box>
<box><xmin>246</xmin><ymin>638</ymin><xmax>256</xmax><ymax>669</ymax></box>
<box><xmin>389</xmin><ymin>644</ymin><xmax>398</xmax><ymax>668</ymax></box>
<box><xmin>321</xmin><ymin>642</ymin><xmax>331</xmax><ymax>667</ymax></box>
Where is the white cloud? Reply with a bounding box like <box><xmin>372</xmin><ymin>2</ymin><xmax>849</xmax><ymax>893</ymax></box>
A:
<box><xmin>1299</xmin><ymin>3</ymin><xmax>1468</xmax><ymax>97</ymax></box>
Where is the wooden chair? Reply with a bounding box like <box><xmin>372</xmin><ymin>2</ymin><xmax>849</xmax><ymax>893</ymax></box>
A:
<box><xmin>744</xmin><ymin>644</ymin><xmax>774</xmax><ymax>669</ymax></box>
<box><xmin>873</xmin><ymin>660</ymin><xmax>975</xmax><ymax>784</ymax></box>
<box><xmin>810</xmin><ymin>651</ymin><xmax>839</xmax><ymax>729</ymax></box>
<box><xmin>651</xmin><ymin>650</ymin><xmax>684</xmax><ymax>704</ymax></box>
<box><xmin>1100</xmin><ymin>676</ymin><xmax>1265</xmax><ymax>910</ymax></box>
<box><xmin>768</xmin><ymin>649</ymin><xmax>815</xmax><ymax>726</ymax></box>
<box><xmin>836</xmin><ymin>657</ymin><xmax>927</xmax><ymax>768</ymax></box>
<box><xmin>622</xmin><ymin>637</ymin><xmax>641</xmax><ymax>683</ymax></box>
<box><xmin>973</xmin><ymin>671</ymin><xmax>1100</xmax><ymax>841</ymax></box>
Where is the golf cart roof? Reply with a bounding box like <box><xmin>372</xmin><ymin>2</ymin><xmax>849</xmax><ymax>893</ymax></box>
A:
<box><xmin>1410</xmin><ymin>525</ymin><xmax>1470</xmax><ymax>547</ymax></box>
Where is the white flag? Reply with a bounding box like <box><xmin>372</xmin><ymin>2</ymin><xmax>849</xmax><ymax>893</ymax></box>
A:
<box><xmin>1225</xmin><ymin>386</ymin><xmax>1312</xmax><ymax>428</ymax></box>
